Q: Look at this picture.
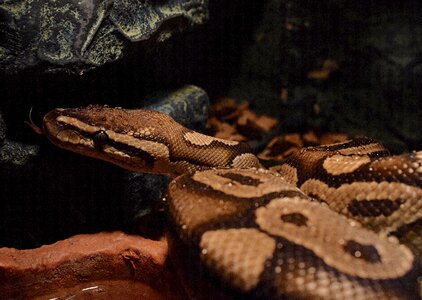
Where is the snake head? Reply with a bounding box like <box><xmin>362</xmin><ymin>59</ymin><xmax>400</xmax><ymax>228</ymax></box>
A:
<box><xmin>43</xmin><ymin>105</ymin><xmax>174</xmax><ymax>174</ymax></box>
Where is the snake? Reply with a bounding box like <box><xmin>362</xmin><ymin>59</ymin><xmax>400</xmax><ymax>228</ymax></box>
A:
<box><xmin>42</xmin><ymin>105</ymin><xmax>422</xmax><ymax>299</ymax></box>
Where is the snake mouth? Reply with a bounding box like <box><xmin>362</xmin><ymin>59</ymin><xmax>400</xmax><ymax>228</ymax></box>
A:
<box><xmin>43</xmin><ymin>108</ymin><xmax>101</xmax><ymax>155</ymax></box>
<box><xmin>43</xmin><ymin>108</ymin><xmax>68</xmax><ymax>146</ymax></box>
<box><xmin>43</xmin><ymin>109</ymin><xmax>90</xmax><ymax>150</ymax></box>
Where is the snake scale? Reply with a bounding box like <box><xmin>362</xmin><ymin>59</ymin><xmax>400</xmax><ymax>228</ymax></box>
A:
<box><xmin>42</xmin><ymin>105</ymin><xmax>422</xmax><ymax>299</ymax></box>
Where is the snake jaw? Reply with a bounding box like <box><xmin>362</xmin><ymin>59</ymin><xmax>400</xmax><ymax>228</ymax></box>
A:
<box><xmin>43</xmin><ymin>108</ymin><xmax>92</xmax><ymax>152</ymax></box>
<box><xmin>43</xmin><ymin>108</ymin><xmax>68</xmax><ymax>146</ymax></box>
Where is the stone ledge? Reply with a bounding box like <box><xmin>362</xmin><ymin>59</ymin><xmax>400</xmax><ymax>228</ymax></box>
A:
<box><xmin>0</xmin><ymin>231</ymin><xmax>186</xmax><ymax>299</ymax></box>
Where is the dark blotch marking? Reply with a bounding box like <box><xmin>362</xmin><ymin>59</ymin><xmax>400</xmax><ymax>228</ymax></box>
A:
<box><xmin>219</xmin><ymin>172</ymin><xmax>262</xmax><ymax>186</ymax></box>
<box><xmin>343</xmin><ymin>240</ymin><xmax>381</xmax><ymax>263</ymax></box>
<box><xmin>111</xmin><ymin>141</ymin><xmax>156</xmax><ymax>167</ymax></box>
<box><xmin>391</xmin><ymin>218</ymin><xmax>422</xmax><ymax>239</ymax></box>
<box><xmin>281</xmin><ymin>212</ymin><xmax>308</xmax><ymax>227</ymax></box>
<box><xmin>347</xmin><ymin>199</ymin><xmax>404</xmax><ymax>217</ymax></box>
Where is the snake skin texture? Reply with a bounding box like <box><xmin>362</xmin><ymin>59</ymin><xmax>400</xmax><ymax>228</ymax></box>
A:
<box><xmin>43</xmin><ymin>106</ymin><xmax>422</xmax><ymax>299</ymax></box>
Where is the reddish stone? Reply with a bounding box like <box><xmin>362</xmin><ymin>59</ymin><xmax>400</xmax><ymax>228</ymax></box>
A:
<box><xmin>0</xmin><ymin>231</ymin><xmax>187</xmax><ymax>299</ymax></box>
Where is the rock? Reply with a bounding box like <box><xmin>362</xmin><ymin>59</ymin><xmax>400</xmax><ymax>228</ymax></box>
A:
<box><xmin>0</xmin><ymin>139</ymin><xmax>39</xmax><ymax>165</ymax></box>
<box><xmin>144</xmin><ymin>85</ymin><xmax>210</xmax><ymax>131</ymax></box>
<box><xmin>0</xmin><ymin>231</ymin><xmax>187</xmax><ymax>299</ymax></box>
<box><xmin>0</xmin><ymin>109</ymin><xmax>39</xmax><ymax>165</ymax></box>
<box><xmin>0</xmin><ymin>0</ymin><xmax>209</xmax><ymax>74</ymax></box>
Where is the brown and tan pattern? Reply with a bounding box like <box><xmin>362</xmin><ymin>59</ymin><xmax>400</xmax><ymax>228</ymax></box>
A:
<box><xmin>43</xmin><ymin>106</ymin><xmax>422</xmax><ymax>299</ymax></box>
<box><xmin>269</xmin><ymin>163</ymin><xmax>298</xmax><ymax>185</ymax></box>
<box><xmin>322</xmin><ymin>155</ymin><xmax>371</xmax><ymax>175</ymax></box>
<box><xmin>200</xmin><ymin>228</ymin><xmax>276</xmax><ymax>292</ymax></box>
<box><xmin>255</xmin><ymin>197</ymin><xmax>413</xmax><ymax>279</ymax></box>
<box><xmin>300</xmin><ymin>179</ymin><xmax>422</xmax><ymax>233</ymax></box>
<box><xmin>169</xmin><ymin>169</ymin><xmax>418</xmax><ymax>299</ymax></box>
<box><xmin>191</xmin><ymin>168</ymin><xmax>300</xmax><ymax>199</ymax></box>
<box><xmin>43</xmin><ymin>105</ymin><xmax>260</xmax><ymax>176</ymax></box>
<box><xmin>184</xmin><ymin>131</ymin><xmax>239</xmax><ymax>146</ymax></box>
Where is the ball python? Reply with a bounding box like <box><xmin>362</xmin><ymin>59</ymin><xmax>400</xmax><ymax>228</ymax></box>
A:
<box><xmin>42</xmin><ymin>105</ymin><xmax>422</xmax><ymax>299</ymax></box>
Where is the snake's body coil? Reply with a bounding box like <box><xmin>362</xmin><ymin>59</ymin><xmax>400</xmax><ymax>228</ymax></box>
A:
<box><xmin>43</xmin><ymin>105</ymin><xmax>422</xmax><ymax>299</ymax></box>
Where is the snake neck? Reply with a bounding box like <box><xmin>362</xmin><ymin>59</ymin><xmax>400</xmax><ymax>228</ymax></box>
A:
<box><xmin>43</xmin><ymin>105</ymin><xmax>261</xmax><ymax>177</ymax></box>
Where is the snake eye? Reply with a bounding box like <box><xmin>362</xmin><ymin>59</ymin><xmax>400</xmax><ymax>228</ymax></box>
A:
<box><xmin>93</xmin><ymin>130</ymin><xmax>109</xmax><ymax>147</ymax></box>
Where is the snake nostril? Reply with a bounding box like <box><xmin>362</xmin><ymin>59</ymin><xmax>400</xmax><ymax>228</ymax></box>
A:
<box><xmin>93</xmin><ymin>130</ymin><xmax>109</xmax><ymax>148</ymax></box>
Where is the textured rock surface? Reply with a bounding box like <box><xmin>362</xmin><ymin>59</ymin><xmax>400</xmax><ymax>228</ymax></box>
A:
<box><xmin>0</xmin><ymin>231</ymin><xmax>186</xmax><ymax>299</ymax></box>
<box><xmin>0</xmin><ymin>110</ymin><xmax>39</xmax><ymax>165</ymax></box>
<box><xmin>0</xmin><ymin>0</ymin><xmax>208</xmax><ymax>73</ymax></box>
<box><xmin>0</xmin><ymin>139</ymin><xmax>38</xmax><ymax>165</ymax></box>
<box><xmin>144</xmin><ymin>85</ymin><xmax>210</xmax><ymax>130</ymax></box>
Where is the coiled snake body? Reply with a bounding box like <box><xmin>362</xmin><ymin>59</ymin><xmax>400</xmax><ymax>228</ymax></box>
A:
<box><xmin>43</xmin><ymin>105</ymin><xmax>422</xmax><ymax>299</ymax></box>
